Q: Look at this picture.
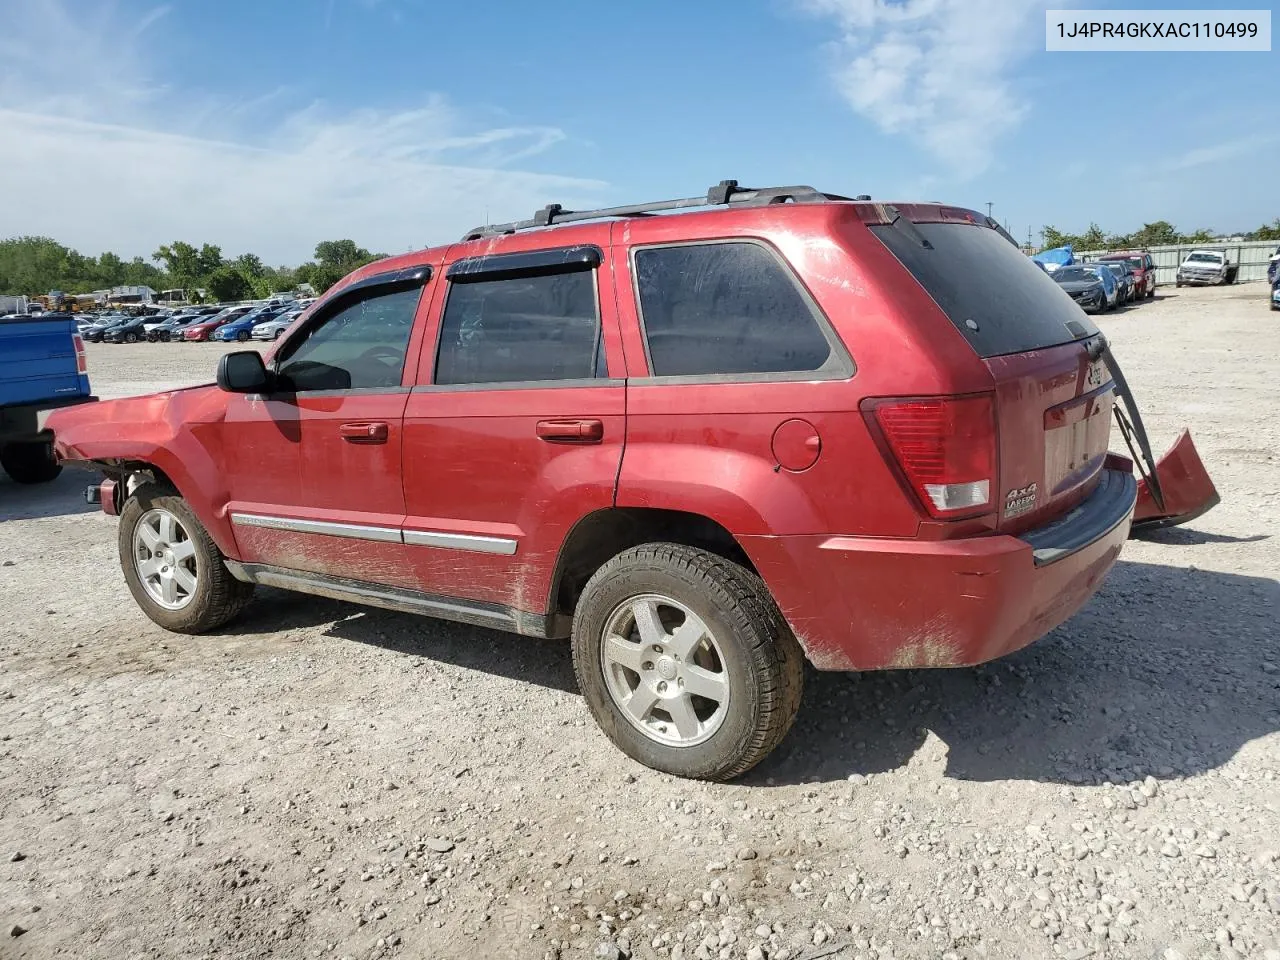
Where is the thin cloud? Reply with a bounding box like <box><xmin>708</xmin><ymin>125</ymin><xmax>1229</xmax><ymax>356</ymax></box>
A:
<box><xmin>802</xmin><ymin>0</ymin><xmax>1051</xmax><ymax>179</ymax></box>
<box><xmin>1</xmin><ymin>0</ymin><xmax>605</xmax><ymax>263</ymax></box>
<box><xmin>1161</xmin><ymin>135</ymin><xmax>1278</xmax><ymax>172</ymax></box>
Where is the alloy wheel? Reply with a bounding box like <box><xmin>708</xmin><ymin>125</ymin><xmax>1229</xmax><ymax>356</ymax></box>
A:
<box><xmin>600</xmin><ymin>594</ymin><xmax>730</xmax><ymax>747</ymax></box>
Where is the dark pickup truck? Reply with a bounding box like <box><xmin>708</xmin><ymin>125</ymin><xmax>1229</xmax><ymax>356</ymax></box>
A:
<box><xmin>0</xmin><ymin>312</ymin><xmax>96</xmax><ymax>483</ymax></box>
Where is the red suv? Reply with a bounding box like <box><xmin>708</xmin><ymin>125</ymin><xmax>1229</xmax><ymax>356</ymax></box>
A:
<box><xmin>1100</xmin><ymin>250</ymin><xmax>1157</xmax><ymax>299</ymax></box>
<box><xmin>49</xmin><ymin>181</ymin><xmax>1215</xmax><ymax>780</ymax></box>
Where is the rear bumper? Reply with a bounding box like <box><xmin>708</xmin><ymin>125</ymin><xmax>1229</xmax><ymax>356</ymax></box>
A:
<box><xmin>742</xmin><ymin>468</ymin><xmax>1136</xmax><ymax>672</ymax></box>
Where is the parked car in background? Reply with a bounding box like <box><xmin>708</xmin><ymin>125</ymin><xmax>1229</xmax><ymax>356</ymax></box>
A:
<box><xmin>1271</xmin><ymin>278</ymin><xmax>1280</xmax><ymax>311</ymax></box>
<box><xmin>1051</xmin><ymin>264</ymin><xmax>1114</xmax><ymax>313</ymax></box>
<box><xmin>183</xmin><ymin>305</ymin><xmax>256</xmax><ymax>342</ymax></box>
<box><xmin>1096</xmin><ymin>260</ymin><xmax>1137</xmax><ymax>304</ymax></box>
<box><xmin>103</xmin><ymin>313</ymin><xmax>161</xmax><ymax>344</ymax></box>
<box><xmin>250</xmin><ymin>307</ymin><xmax>304</xmax><ymax>341</ymax></box>
<box><xmin>1100</xmin><ymin>251</ymin><xmax>1156</xmax><ymax>299</ymax></box>
<box><xmin>1176</xmin><ymin>250</ymin><xmax>1236</xmax><ymax>286</ymax></box>
<box><xmin>144</xmin><ymin>307</ymin><xmax>211</xmax><ymax>339</ymax></box>
<box><xmin>212</xmin><ymin>307</ymin><xmax>284</xmax><ymax>343</ymax></box>
<box><xmin>147</xmin><ymin>309</ymin><xmax>214</xmax><ymax>342</ymax></box>
<box><xmin>82</xmin><ymin>313</ymin><xmax>137</xmax><ymax>343</ymax></box>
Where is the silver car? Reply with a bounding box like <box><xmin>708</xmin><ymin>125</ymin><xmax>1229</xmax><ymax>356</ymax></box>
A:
<box><xmin>250</xmin><ymin>309</ymin><xmax>302</xmax><ymax>341</ymax></box>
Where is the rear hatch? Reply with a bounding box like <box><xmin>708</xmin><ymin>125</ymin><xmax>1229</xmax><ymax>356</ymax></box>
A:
<box><xmin>868</xmin><ymin>211</ymin><xmax>1114</xmax><ymax>533</ymax></box>
<box><xmin>0</xmin><ymin>314</ymin><xmax>90</xmax><ymax>409</ymax></box>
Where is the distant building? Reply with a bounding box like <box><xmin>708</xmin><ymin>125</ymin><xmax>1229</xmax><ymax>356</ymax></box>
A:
<box><xmin>107</xmin><ymin>285</ymin><xmax>156</xmax><ymax>304</ymax></box>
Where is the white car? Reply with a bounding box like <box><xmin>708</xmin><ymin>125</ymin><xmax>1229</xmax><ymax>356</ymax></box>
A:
<box><xmin>1175</xmin><ymin>250</ymin><xmax>1236</xmax><ymax>286</ymax></box>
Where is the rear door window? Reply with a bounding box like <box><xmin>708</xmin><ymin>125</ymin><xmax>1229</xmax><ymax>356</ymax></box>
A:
<box><xmin>869</xmin><ymin>221</ymin><xmax>1098</xmax><ymax>358</ymax></box>
<box><xmin>632</xmin><ymin>241</ymin><xmax>845</xmax><ymax>378</ymax></box>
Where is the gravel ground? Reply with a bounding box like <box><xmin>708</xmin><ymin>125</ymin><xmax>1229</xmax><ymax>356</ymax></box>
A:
<box><xmin>1</xmin><ymin>285</ymin><xmax>1277</xmax><ymax>960</ymax></box>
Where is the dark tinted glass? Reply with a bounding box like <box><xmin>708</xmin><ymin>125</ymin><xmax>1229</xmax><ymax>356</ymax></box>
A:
<box><xmin>435</xmin><ymin>270</ymin><xmax>600</xmax><ymax>385</ymax></box>
<box><xmin>633</xmin><ymin>242</ymin><xmax>833</xmax><ymax>377</ymax></box>
<box><xmin>869</xmin><ymin>222</ymin><xmax>1098</xmax><ymax>358</ymax></box>
<box><xmin>276</xmin><ymin>286</ymin><xmax>420</xmax><ymax>391</ymax></box>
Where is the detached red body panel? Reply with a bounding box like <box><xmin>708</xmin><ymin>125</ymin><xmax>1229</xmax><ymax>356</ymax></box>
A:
<box><xmin>1132</xmin><ymin>429</ymin><xmax>1220</xmax><ymax>531</ymax></box>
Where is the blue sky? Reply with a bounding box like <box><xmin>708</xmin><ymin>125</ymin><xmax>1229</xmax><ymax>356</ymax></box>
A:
<box><xmin>0</xmin><ymin>0</ymin><xmax>1274</xmax><ymax>263</ymax></box>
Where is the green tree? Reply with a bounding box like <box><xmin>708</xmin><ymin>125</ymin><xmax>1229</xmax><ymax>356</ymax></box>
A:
<box><xmin>1132</xmin><ymin>221</ymin><xmax>1179</xmax><ymax>247</ymax></box>
<box><xmin>1247</xmin><ymin>219</ymin><xmax>1280</xmax><ymax>241</ymax></box>
<box><xmin>153</xmin><ymin>241</ymin><xmax>203</xmax><ymax>289</ymax></box>
<box><xmin>205</xmin><ymin>266</ymin><xmax>253</xmax><ymax>303</ymax></box>
<box><xmin>1179</xmin><ymin>228</ymin><xmax>1215</xmax><ymax>244</ymax></box>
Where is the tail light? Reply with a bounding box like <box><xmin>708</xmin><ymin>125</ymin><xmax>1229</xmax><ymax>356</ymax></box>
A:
<box><xmin>72</xmin><ymin>334</ymin><xmax>87</xmax><ymax>374</ymax></box>
<box><xmin>865</xmin><ymin>394</ymin><xmax>997</xmax><ymax>519</ymax></box>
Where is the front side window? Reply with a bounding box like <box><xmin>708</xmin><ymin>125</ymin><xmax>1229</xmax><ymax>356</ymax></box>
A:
<box><xmin>276</xmin><ymin>286</ymin><xmax>421</xmax><ymax>392</ymax></box>
<box><xmin>633</xmin><ymin>241</ymin><xmax>835</xmax><ymax>378</ymax></box>
<box><xmin>434</xmin><ymin>270</ymin><xmax>601</xmax><ymax>385</ymax></box>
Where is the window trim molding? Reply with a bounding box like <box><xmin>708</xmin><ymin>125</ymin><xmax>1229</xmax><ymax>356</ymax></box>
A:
<box><xmin>628</xmin><ymin>237</ymin><xmax>855</xmax><ymax>383</ymax></box>
<box><xmin>445</xmin><ymin>245</ymin><xmax>602</xmax><ymax>282</ymax></box>
<box><xmin>431</xmin><ymin>256</ymin><xmax>606</xmax><ymax>389</ymax></box>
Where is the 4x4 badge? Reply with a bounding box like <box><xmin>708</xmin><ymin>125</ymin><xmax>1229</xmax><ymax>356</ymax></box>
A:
<box><xmin>1004</xmin><ymin>482</ymin><xmax>1038</xmax><ymax>518</ymax></box>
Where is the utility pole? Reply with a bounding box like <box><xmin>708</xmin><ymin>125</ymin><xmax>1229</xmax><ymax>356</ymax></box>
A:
<box><xmin>986</xmin><ymin>202</ymin><xmax>994</xmax><ymax>219</ymax></box>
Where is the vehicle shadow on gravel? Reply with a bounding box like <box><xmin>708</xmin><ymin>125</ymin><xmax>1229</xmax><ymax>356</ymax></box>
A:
<box><xmin>235</xmin><ymin>588</ymin><xmax>579</xmax><ymax>693</ymax></box>
<box><xmin>0</xmin><ymin>468</ymin><xmax>98</xmax><ymax>522</ymax></box>
<box><xmin>750</xmin><ymin>559</ymin><xmax>1280</xmax><ymax>789</ymax></box>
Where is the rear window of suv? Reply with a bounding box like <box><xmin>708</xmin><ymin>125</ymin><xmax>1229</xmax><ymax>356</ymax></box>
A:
<box><xmin>869</xmin><ymin>221</ymin><xmax>1098</xmax><ymax>358</ymax></box>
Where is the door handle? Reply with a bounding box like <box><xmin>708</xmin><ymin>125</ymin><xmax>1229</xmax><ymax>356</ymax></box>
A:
<box><xmin>340</xmin><ymin>421</ymin><xmax>389</xmax><ymax>444</ymax></box>
<box><xmin>536</xmin><ymin>419</ymin><xmax>604</xmax><ymax>443</ymax></box>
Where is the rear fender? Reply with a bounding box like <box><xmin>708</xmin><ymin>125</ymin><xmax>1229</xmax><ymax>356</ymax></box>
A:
<box><xmin>615</xmin><ymin>443</ymin><xmax>823</xmax><ymax>536</ymax></box>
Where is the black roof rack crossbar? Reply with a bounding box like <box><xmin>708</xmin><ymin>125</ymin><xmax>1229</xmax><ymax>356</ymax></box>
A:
<box><xmin>461</xmin><ymin>179</ymin><xmax>858</xmax><ymax>241</ymax></box>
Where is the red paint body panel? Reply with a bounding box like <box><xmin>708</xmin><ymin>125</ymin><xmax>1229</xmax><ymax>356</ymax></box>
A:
<box><xmin>45</xmin><ymin>200</ymin><xmax>1209</xmax><ymax>675</ymax></box>
<box><xmin>1132</xmin><ymin>428</ymin><xmax>1220</xmax><ymax>529</ymax></box>
<box><xmin>740</xmin><ymin>488</ymin><xmax>1129</xmax><ymax>671</ymax></box>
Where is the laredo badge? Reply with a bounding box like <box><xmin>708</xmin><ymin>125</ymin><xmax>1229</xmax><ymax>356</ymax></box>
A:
<box><xmin>1004</xmin><ymin>482</ymin><xmax>1038</xmax><ymax>518</ymax></box>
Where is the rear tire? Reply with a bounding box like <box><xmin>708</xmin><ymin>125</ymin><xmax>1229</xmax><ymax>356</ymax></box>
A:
<box><xmin>571</xmin><ymin>543</ymin><xmax>804</xmax><ymax>781</ymax></box>
<box><xmin>118</xmin><ymin>483</ymin><xmax>254</xmax><ymax>634</ymax></box>
<box><xmin>0</xmin><ymin>441</ymin><xmax>62</xmax><ymax>484</ymax></box>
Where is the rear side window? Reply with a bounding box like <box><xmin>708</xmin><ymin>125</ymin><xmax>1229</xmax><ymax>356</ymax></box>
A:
<box><xmin>869</xmin><ymin>221</ymin><xmax>1098</xmax><ymax>358</ymax></box>
<box><xmin>633</xmin><ymin>242</ymin><xmax>838</xmax><ymax>378</ymax></box>
<box><xmin>435</xmin><ymin>271</ymin><xmax>601</xmax><ymax>385</ymax></box>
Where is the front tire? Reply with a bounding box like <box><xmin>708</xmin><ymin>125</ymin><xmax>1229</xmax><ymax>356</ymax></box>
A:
<box><xmin>0</xmin><ymin>441</ymin><xmax>62</xmax><ymax>484</ymax></box>
<box><xmin>124</xmin><ymin>332</ymin><xmax>138</xmax><ymax>344</ymax></box>
<box><xmin>237</xmin><ymin>330</ymin><xmax>250</xmax><ymax>342</ymax></box>
<box><xmin>571</xmin><ymin>544</ymin><xmax>804</xmax><ymax>781</ymax></box>
<box><xmin>118</xmin><ymin>484</ymin><xmax>254</xmax><ymax>633</ymax></box>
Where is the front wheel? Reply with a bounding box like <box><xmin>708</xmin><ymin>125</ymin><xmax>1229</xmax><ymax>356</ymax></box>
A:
<box><xmin>118</xmin><ymin>484</ymin><xmax>254</xmax><ymax>633</ymax></box>
<box><xmin>124</xmin><ymin>331</ymin><xmax>138</xmax><ymax>343</ymax></box>
<box><xmin>236</xmin><ymin>330</ymin><xmax>250</xmax><ymax>342</ymax></box>
<box><xmin>0</xmin><ymin>441</ymin><xmax>62</xmax><ymax>484</ymax></box>
<box><xmin>571</xmin><ymin>544</ymin><xmax>804</xmax><ymax>781</ymax></box>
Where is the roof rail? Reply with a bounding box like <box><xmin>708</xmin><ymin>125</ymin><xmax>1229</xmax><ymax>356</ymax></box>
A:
<box><xmin>461</xmin><ymin>179</ymin><xmax>858</xmax><ymax>241</ymax></box>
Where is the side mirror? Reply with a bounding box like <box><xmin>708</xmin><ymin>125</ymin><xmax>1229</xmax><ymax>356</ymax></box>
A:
<box><xmin>216</xmin><ymin>350</ymin><xmax>272</xmax><ymax>393</ymax></box>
